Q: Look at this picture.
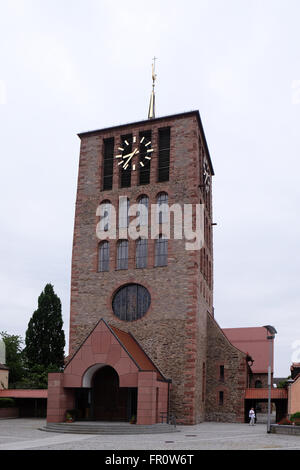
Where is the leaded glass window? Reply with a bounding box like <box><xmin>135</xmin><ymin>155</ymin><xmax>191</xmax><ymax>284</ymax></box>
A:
<box><xmin>117</xmin><ymin>240</ymin><xmax>128</xmax><ymax>270</ymax></box>
<box><xmin>137</xmin><ymin>195</ymin><xmax>149</xmax><ymax>227</ymax></box>
<box><xmin>112</xmin><ymin>284</ymin><xmax>151</xmax><ymax>321</ymax></box>
<box><xmin>99</xmin><ymin>200</ymin><xmax>111</xmax><ymax>232</ymax></box>
<box><xmin>136</xmin><ymin>238</ymin><xmax>148</xmax><ymax>269</ymax></box>
<box><xmin>155</xmin><ymin>234</ymin><xmax>168</xmax><ymax>267</ymax></box>
<box><xmin>157</xmin><ymin>192</ymin><xmax>168</xmax><ymax>224</ymax></box>
<box><xmin>98</xmin><ymin>241</ymin><xmax>110</xmax><ymax>272</ymax></box>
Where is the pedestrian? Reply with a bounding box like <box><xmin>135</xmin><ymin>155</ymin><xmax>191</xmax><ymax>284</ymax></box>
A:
<box><xmin>249</xmin><ymin>408</ymin><xmax>256</xmax><ymax>426</ymax></box>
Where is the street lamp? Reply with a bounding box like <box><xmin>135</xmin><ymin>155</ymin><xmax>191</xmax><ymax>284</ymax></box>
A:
<box><xmin>263</xmin><ymin>325</ymin><xmax>277</xmax><ymax>433</ymax></box>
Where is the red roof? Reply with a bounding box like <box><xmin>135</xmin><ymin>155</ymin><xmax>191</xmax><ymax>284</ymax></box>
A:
<box><xmin>110</xmin><ymin>325</ymin><xmax>165</xmax><ymax>381</ymax></box>
<box><xmin>245</xmin><ymin>388</ymin><xmax>287</xmax><ymax>399</ymax></box>
<box><xmin>0</xmin><ymin>389</ymin><xmax>47</xmax><ymax>399</ymax></box>
<box><xmin>223</xmin><ymin>327</ymin><xmax>273</xmax><ymax>374</ymax></box>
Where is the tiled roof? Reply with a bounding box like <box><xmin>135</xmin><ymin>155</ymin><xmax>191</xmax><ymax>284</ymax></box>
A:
<box><xmin>245</xmin><ymin>388</ymin><xmax>287</xmax><ymax>399</ymax></box>
<box><xmin>110</xmin><ymin>325</ymin><xmax>165</xmax><ymax>382</ymax></box>
<box><xmin>0</xmin><ymin>389</ymin><xmax>47</xmax><ymax>398</ymax></box>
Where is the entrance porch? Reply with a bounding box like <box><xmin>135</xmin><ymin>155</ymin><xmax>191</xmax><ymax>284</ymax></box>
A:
<box><xmin>46</xmin><ymin>319</ymin><xmax>170</xmax><ymax>425</ymax></box>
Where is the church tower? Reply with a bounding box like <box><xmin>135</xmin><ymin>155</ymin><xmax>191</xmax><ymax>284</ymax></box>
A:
<box><xmin>47</xmin><ymin>65</ymin><xmax>218</xmax><ymax>426</ymax></box>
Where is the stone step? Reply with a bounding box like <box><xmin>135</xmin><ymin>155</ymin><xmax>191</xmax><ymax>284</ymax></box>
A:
<box><xmin>41</xmin><ymin>422</ymin><xmax>179</xmax><ymax>435</ymax></box>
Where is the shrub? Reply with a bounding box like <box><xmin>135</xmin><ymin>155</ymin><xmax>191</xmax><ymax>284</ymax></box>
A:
<box><xmin>290</xmin><ymin>412</ymin><xmax>300</xmax><ymax>421</ymax></box>
<box><xmin>0</xmin><ymin>398</ymin><xmax>16</xmax><ymax>408</ymax></box>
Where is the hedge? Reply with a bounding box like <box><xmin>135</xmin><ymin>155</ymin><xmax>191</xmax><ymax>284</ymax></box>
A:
<box><xmin>0</xmin><ymin>398</ymin><xmax>16</xmax><ymax>408</ymax></box>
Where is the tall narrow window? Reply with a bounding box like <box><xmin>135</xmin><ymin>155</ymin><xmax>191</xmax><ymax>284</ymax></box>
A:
<box><xmin>117</xmin><ymin>240</ymin><xmax>128</xmax><ymax>270</ymax></box>
<box><xmin>158</xmin><ymin>128</ymin><xmax>170</xmax><ymax>182</ymax></box>
<box><xmin>103</xmin><ymin>138</ymin><xmax>114</xmax><ymax>191</ymax></box>
<box><xmin>120</xmin><ymin>135</ymin><xmax>132</xmax><ymax>188</ymax></box>
<box><xmin>155</xmin><ymin>234</ymin><xmax>168</xmax><ymax>267</ymax></box>
<box><xmin>98</xmin><ymin>241</ymin><xmax>110</xmax><ymax>272</ymax></box>
<box><xmin>99</xmin><ymin>200</ymin><xmax>111</xmax><ymax>232</ymax></box>
<box><xmin>119</xmin><ymin>197</ymin><xmax>129</xmax><ymax>229</ymax></box>
<box><xmin>136</xmin><ymin>238</ymin><xmax>148</xmax><ymax>269</ymax></box>
<box><xmin>219</xmin><ymin>391</ymin><xmax>224</xmax><ymax>406</ymax></box>
<box><xmin>220</xmin><ymin>365</ymin><xmax>225</xmax><ymax>382</ymax></box>
<box><xmin>137</xmin><ymin>195</ymin><xmax>149</xmax><ymax>227</ymax></box>
<box><xmin>157</xmin><ymin>192</ymin><xmax>168</xmax><ymax>224</ymax></box>
<box><xmin>139</xmin><ymin>131</ymin><xmax>151</xmax><ymax>185</ymax></box>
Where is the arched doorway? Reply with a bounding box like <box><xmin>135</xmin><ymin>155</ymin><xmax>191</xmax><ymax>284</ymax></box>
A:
<box><xmin>92</xmin><ymin>365</ymin><xmax>137</xmax><ymax>422</ymax></box>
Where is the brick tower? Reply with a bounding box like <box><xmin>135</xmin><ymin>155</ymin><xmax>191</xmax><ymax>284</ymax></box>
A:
<box><xmin>66</xmin><ymin>110</ymin><xmax>214</xmax><ymax>425</ymax></box>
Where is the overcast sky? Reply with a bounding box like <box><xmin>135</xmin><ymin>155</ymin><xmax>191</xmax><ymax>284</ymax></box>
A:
<box><xmin>1</xmin><ymin>0</ymin><xmax>299</xmax><ymax>377</ymax></box>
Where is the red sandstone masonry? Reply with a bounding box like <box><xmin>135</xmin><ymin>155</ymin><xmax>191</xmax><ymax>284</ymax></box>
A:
<box><xmin>69</xmin><ymin>112</ymin><xmax>213</xmax><ymax>424</ymax></box>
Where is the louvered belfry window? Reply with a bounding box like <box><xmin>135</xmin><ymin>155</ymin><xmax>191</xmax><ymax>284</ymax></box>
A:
<box><xmin>139</xmin><ymin>131</ymin><xmax>151</xmax><ymax>185</ymax></box>
<box><xmin>112</xmin><ymin>284</ymin><xmax>151</xmax><ymax>321</ymax></box>
<box><xmin>158</xmin><ymin>127</ymin><xmax>170</xmax><ymax>182</ymax></box>
<box><xmin>120</xmin><ymin>134</ymin><xmax>132</xmax><ymax>188</ymax></box>
<box><xmin>103</xmin><ymin>138</ymin><xmax>114</xmax><ymax>191</ymax></box>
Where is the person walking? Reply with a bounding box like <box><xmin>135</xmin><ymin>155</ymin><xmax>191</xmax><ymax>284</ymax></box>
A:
<box><xmin>249</xmin><ymin>408</ymin><xmax>256</xmax><ymax>426</ymax></box>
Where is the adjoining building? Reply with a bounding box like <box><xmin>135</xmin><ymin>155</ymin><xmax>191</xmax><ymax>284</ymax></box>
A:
<box><xmin>288</xmin><ymin>363</ymin><xmax>300</xmax><ymax>417</ymax></box>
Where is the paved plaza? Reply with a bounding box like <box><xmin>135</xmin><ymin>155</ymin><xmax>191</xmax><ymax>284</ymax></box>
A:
<box><xmin>0</xmin><ymin>419</ymin><xmax>299</xmax><ymax>450</ymax></box>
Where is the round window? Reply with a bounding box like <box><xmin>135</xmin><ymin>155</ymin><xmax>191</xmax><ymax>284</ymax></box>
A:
<box><xmin>112</xmin><ymin>284</ymin><xmax>151</xmax><ymax>321</ymax></box>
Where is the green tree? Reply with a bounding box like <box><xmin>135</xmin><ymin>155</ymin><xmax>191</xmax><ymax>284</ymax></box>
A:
<box><xmin>24</xmin><ymin>284</ymin><xmax>65</xmax><ymax>370</ymax></box>
<box><xmin>0</xmin><ymin>332</ymin><xmax>25</xmax><ymax>387</ymax></box>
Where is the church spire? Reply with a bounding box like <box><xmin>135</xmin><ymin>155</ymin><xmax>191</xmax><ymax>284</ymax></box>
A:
<box><xmin>148</xmin><ymin>57</ymin><xmax>157</xmax><ymax>120</ymax></box>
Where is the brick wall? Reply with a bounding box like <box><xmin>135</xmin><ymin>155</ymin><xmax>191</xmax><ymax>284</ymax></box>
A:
<box><xmin>205</xmin><ymin>313</ymin><xmax>249</xmax><ymax>422</ymax></box>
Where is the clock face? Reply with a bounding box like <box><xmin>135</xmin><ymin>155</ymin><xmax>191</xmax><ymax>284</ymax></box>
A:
<box><xmin>203</xmin><ymin>160</ymin><xmax>211</xmax><ymax>193</ymax></box>
<box><xmin>115</xmin><ymin>135</ymin><xmax>153</xmax><ymax>171</ymax></box>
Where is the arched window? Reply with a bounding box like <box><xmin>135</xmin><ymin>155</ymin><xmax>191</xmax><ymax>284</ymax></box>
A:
<box><xmin>137</xmin><ymin>195</ymin><xmax>149</xmax><ymax>227</ymax></box>
<box><xmin>119</xmin><ymin>197</ymin><xmax>130</xmax><ymax>229</ymax></box>
<box><xmin>157</xmin><ymin>192</ymin><xmax>168</xmax><ymax>224</ymax></box>
<box><xmin>136</xmin><ymin>238</ymin><xmax>148</xmax><ymax>269</ymax></box>
<box><xmin>117</xmin><ymin>240</ymin><xmax>128</xmax><ymax>270</ymax></box>
<box><xmin>155</xmin><ymin>234</ymin><xmax>168</xmax><ymax>267</ymax></box>
<box><xmin>99</xmin><ymin>200</ymin><xmax>111</xmax><ymax>232</ymax></box>
<box><xmin>98</xmin><ymin>241</ymin><xmax>110</xmax><ymax>272</ymax></box>
<box><xmin>112</xmin><ymin>284</ymin><xmax>151</xmax><ymax>321</ymax></box>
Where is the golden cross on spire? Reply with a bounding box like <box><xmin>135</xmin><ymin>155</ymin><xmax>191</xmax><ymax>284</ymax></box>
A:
<box><xmin>148</xmin><ymin>56</ymin><xmax>157</xmax><ymax>120</ymax></box>
<box><xmin>152</xmin><ymin>56</ymin><xmax>157</xmax><ymax>86</ymax></box>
